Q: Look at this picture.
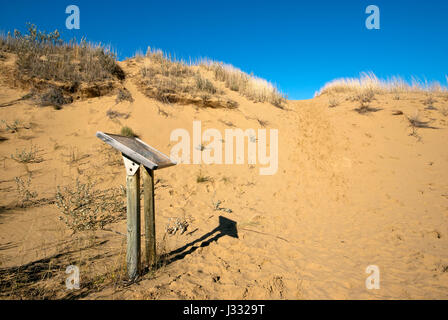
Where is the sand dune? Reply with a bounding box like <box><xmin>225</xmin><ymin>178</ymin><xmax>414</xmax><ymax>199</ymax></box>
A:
<box><xmin>1</xmin><ymin>50</ymin><xmax>448</xmax><ymax>299</ymax></box>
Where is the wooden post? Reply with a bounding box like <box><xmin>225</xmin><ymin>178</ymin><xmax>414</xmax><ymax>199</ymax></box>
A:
<box><xmin>126</xmin><ymin>169</ymin><xmax>141</xmax><ymax>280</ymax></box>
<box><xmin>96</xmin><ymin>132</ymin><xmax>177</xmax><ymax>279</ymax></box>
<box><xmin>142</xmin><ymin>166</ymin><xmax>156</xmax><ymax>269</ymax></box>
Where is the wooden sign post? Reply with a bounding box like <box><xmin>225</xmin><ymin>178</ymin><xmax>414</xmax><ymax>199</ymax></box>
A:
<box><xmin>96</xmin><ymin>132</ymin><xmax>176</xmax><ymax>280</ymax></box>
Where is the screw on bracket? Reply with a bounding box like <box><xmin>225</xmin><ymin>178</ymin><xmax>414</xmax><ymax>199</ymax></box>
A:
<box><xmin>122</xmin><ymin>155</ymin><xmax>140</xmax><ymax>176</ymax></box>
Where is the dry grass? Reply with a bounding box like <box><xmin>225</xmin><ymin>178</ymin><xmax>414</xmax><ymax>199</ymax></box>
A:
<box><xmin>200</xmin><ymin>59</ymin><xmax>286</xmax><ymax>107</ymax></box>
<box><xmin>406</xmin><ymin>111</ymin><xmax>436</xmax><ymax>140</ymax></box>
<box><xmin>14</xmin><ymin>174</ymin><xmax>38</xmax><ymax>207</ymax></box>
<box><xmin>39</xmin><ymin>87</ymin><xmax>73</xmax><ymax>109</ymax></box>
<box><xmin>55</xmin><ymin>179</ymin><xmax>126</xmax><ymax>233</ymax></box>
<box><xmin>115</xmin><ymin>88</ymin><xmax>134</xmax><ymax>104</ymax></box>
<box><xmin>1</xmin><ymin>119</ymin><xmax>22</xmax><ymax>133</ymax></box>
<box><xmin>11</xmin><ymin>144</ymin><xmax>42</xmax><ymax>163</ymax></box>
<box><xmin>0</xmin><ymin>23</ymin><xmax>124</xmax><ymax>105</ymax></box>
<box><xmin>137</xmin><ymin>47</ymin><xmax>285</xmax><ymax>108</ymax></box>
<box><xmin>328</xmin><ymin>97</ymin><xmax>340</xmax><ymax>108</ymax></box>
<box><xmin>196</xmin><ymin>171</ymin><xmax>212</xmax><ymax>183</ymax></box>
<box><xmin>138</xmin><ymin>48</ymin><xmax>227</xmax><ymax>106</ymax></box>
<box><xmin>0</xmin><ymin>234</ymin><xmax>128</xmax><ymax>299</ymax></box>
<box><xmin>317</xmin><ymin>72</ymin><xmax>448</xmax><ymax>97</ymax></box>
<box><xmin>407</xmin><ymin>112</ymin><xmax>432</xmax><ymax>129</ymax></box>
<box><xmin>0</xmin><ymin>24</ymin><xmax>124</xmax><ymax>84</ymax></box>
<box><xmin>137</xmin><ymin>48</ymin><xmax>238</xmax><ymax>109</ymax></box>
<box><xmin>106</xmin><ymin>109</ymin><xmax>130</xmax><ymax>120</ymax></box>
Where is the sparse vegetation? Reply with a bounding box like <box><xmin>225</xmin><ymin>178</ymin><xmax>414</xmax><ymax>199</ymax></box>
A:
<box><xmin>65</xmin><ymin>147</ymin><xmax>90</xmax><ymax>165</ymax></box>
<box><xmin>221</xmin><ymin>176</ymin><xmax>231</xmax><ymax>184</ymax></box>
<box><xmin>137</xmin><ymin>47</ymin><xmax>285</xmax><ymax>108</ymax></box>
<box><xmin>115</xmin><ymin>88</ymin><xmax>134</xmax><ymax>104</ymax></box>
<box><xmin>317</xmin><ymin>72</ymin><xmax>448</xmax><ymax>96</ymax></box>
<box><xmin>165</xmin><ymin>217</ymin><xmax>189</xmax><ymax>236</ymax></box>
<box><xmin>407</xmin><ymin>112</ymin><xmax>432</xmax><ymax>129</ymax></box>
<box><xmin>120</xmin><ymin>126</ymin><xmax>137</xmax><ymax>138</ymax></box>
<box><xmin>354</xmin><ymin>90</ymin><xmax>380</xmax><ymax>114</ymax></box>
<box><xmin>219</xmin><ymin>119</ymin><xmax>235</xmax><ymax>127</ymax></box>
<box><xmin>196</xmin><ymin>171</ymin><xmax>211</xmax><ymax>183</ymax></box>
<box><xmin>407</xmin><ymin>111</ymin><xmax>433</xmax><ymax>140</ymax></box>
<box><xmin>39</xmin><ymin>87</ymin><xmax>72</xmax><ymax>109</ymax></box>
<box><xmin>106</xmin><ymin>109</ymin><xmax>130</xmax><ymax>120</ymax></box>
<box><xmin>356</xmin><ymin>90</ymin><xmax>375</xmax><ymax>105</ymax></box>
<box><xmin>11</xmin><ymin>144</ymin><xmax>42</xmax><ymax>163</ymax></box>
<box><xmin>138</xmin><ymin>48</ymin><xmax>238</xmax><ymax>109</ymax></box>
<box><xmin>1</xmin><ymin>119</ymin><xmax>21</xmax><ymax>133</ymax></box>
<box><xmin>14</xmin><ymin>175</ymin><xmax>38</xmax><ymax>207</ymax></box>
<box><xmin>202</xmin><ymin>60</ymin><xmax>286</xmax><ymax>107</ymax></box>
<box><xmin>100</xmin><ymin>143</ymin><xmax>123</xmax><ymax>166</ymax></box>
<box><xmin>195</xmin><ymin>75</ymin><xmax>217</xmax><ymax>94</ymax></box>
<box><xmin>140</xmin><ymin>48</ymin><xmax>215</xmax><ymax>104</ymax></box>
<box><xmin>328</xmin><ymin>97</ymin><xmax>340</xmax><ymax>108</ymax></box>
<box><xmin>212</xmin><ymin>199</ymin><xmax>233</xmax><ymax>214</ymax></box>
<box><xmin>423</xmin><ymin>95</ymin><xmax>437</xmax><ymax>110</ymax></box>
<box><xmin>0</xmin><ymin>23</ymin><xmax>124</xmax><ymax>105</ymax></box>
<box><xmin>0</xmin><ymin>23</ymin><xmax>124</xmax><ymax>84</ymax></box>
<box><xmin>55</xmin><ymin>179</ymin><xmax>125</xmax><ymax>233</ymax></box>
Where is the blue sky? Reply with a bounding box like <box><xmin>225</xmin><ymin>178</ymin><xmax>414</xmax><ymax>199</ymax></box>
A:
<box><xmin>1</xmin><ymin>0</ymin><xmax>447</xmax><ymax>99</ymax></box>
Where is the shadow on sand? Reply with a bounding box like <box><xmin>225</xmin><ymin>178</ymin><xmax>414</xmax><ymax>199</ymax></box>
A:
<box><xmin>161</xmin><ymin>216</ymin><xmax>238</xmax><ymax>267</ymax></box>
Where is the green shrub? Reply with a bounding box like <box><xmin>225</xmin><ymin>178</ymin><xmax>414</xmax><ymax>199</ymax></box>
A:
<box><xmin>120</xmin><ymin>126</ymin><xmax>137</xmax><ymax>137</ymax></box>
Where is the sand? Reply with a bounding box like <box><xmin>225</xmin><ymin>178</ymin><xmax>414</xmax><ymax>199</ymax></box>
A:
<box><xmin>1</xmin><ymin>56</ymin><xmax>448</xmax><ymax>300</ymax></box>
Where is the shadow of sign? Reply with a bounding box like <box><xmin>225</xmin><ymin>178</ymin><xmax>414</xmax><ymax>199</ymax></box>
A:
<box><xmin>163</xmin><ymin>216</ymin><xmax>238</xmax><ymax>266</ymax></box>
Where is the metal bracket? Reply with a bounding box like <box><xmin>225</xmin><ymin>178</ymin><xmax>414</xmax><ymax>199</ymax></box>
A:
<box><xmin>122</xmin><ymin>154</ymin><xmax>140</xmax><ymax>176</ymax></box>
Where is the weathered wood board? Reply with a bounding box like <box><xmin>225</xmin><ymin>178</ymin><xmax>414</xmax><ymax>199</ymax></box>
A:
<box><xmin>96</xmin><ymin>131</ymin><xmax>176</xmax><ymax>170</ymax></box>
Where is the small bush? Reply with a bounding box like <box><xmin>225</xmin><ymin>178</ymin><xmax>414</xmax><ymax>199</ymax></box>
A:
<box><xmin>106</xmin><ymin>109</ymin><xmax>130</xmax><ymax>120</ymax></box>
<box><xmin>165</xmin><ymin>217</ymin><xmax>189</xmax><ymax>236</ymax></box>
<box><xmin>328</xmin><ymin>97</ymin><xmax>340</xmax><ymax>108</ymax></box>
<box><xmin>116</xmin><ymin>88</ymin><xmax>134</xmax><ymax>104</ymax></box>
<box><xmin>407</xmin><ymin>113</ymin><xmax>431</xmax><ymax>128</ymax></box>
<box><xmin>1</xmin><ymin>119</ymin><xmax>21</xmax><ymax>133</ymax></box>
<box><xmin>423</xmin><ymin>95</ymin><xmax>436</xmax><ymax>106</ymax></box>
<box><xmin>14</xmin><ymin>175</ymin><xmax>38</xmax><ymax>207</ymax></box>
<box><xmin>55</xmin><ymin>179</ymin><xmax>125</xmax><ymax>233</ymax></box>
<box><xmin>120</xmin><ymin>126</ymin><xmax>137</xmax><ymax>137</ymax></box>
<box><xmin>357</xmin><ymin>90</ymin><xmax>375</xmax><ymax>105</ymax></box>
<box><xmin>11</xmin><ymin>144</ymin><xmax>42</xmax><ymax>163</ymax></box>
<box><xmin>195</xmin><ymin>75</ymin><xmax>216</xmax><ymax>94</ymax></box>
<box><xmin>196</xmin><ymin>171</ymin><xmax>211</xmax><ymax>183</ymax></box>
<box><xmin>39</xmin><ymin>87</ymin><xmax>72</xmax><ymax>109</ymax></box>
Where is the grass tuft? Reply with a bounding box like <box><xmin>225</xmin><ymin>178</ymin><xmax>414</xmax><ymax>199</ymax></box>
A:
<box><xmin>317</xmin><ymin>72</ymin><xmax>448</xmax><ymax>97</ymax></box>
<box><xmin>120</xmin><ymin>126</ymin><xmax>137</xmax><ymax>138</ymax></box>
